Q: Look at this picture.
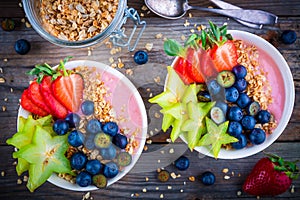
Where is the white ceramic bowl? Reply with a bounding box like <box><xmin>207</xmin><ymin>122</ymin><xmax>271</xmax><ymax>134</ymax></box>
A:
<box><xmin>18</xmin><ymin>60</ymin><xmax>148</xmax><ymax>191</ymax></box>
<box><xmin>175</xmin><ymin>30</ymin><xmax>294</xmax><ymax>159</ymax></box>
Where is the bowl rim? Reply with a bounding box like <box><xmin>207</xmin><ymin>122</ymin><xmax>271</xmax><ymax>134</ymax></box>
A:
<box><xmin>173</xmin><ymin>30</ymin><xmax>295</xmax><ymax>159</ymax></box>
<box><xmin>17</xmin><ymin>60</ymin><xmax>148</xmax><ymax>191</ymax></box>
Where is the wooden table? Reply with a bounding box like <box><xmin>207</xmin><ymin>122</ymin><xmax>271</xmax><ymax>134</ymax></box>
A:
<box><xmin>0</xmin><ymin>0</ymin><xmax>299</xmax><ymax>199</ymax></box>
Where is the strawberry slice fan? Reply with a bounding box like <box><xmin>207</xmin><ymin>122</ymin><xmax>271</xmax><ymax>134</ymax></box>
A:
<box><xmin>186</xmin><ymin>47</ymin><xmax>225</xmax><ymax>101</ymax></box>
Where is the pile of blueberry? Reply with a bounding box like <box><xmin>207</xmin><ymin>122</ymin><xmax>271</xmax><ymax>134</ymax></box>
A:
<box><xmin>198</xmin><ymin>65</ymin><xmax>272</xmax><ymax>149</ymax></box>
<box><xmin>52</xmin><ymin>100</ymin><xmax>132</xmax><ymax>188</ymax></box>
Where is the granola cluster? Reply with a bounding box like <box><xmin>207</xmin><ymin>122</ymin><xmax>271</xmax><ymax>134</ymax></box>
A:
<box><xmin>234</xmin><ymin>40</ymin><xmax>277</xmax><ymax>134</ymax></box>
<box><xmin>39</xmin><ymin>0</ymin><xmax>119</xmax><ymax>41</ymax></box>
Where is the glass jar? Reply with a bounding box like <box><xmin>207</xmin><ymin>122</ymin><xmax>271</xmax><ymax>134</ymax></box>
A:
<box><xmin>22</xmin><ymin>0</ymin><xmax>146</xmax><ymax>51</ymax></box>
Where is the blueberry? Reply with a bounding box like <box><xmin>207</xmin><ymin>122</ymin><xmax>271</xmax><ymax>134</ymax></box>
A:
<box><xmin>281</xmin><ymin>30</ymin><xmax>297</xmax><ymax>45</ymax></box>
<box><xmin>197</xmin><ymin>91</ymin><xmax>211</xmax><ymax>102</ymax></box>
<box><xmin>112</xmin><ymin>133</ymin><xmax>128</xmax><ymax>149</ymax></box>
<box><xmin>81</xmin><ymin>100</ymin><xmax>94</xmax><ymax>115</ymax></box>
<box><xmin>210</xmin><ymin>106</ymin><xmax>226</xmax><ymax>124</ymax></box>
<box><xmin>232</xmin><ymin>65</ymin><xmax>247</xmax><ymax>79</ymax></box>
<box><xmin>103</xmin><ymin>162</ymin><xmax>119</xmax><ymax>178</ymax></box>
<box><xmin>215</xmin><ymin>101</ymin><xmax>228</xmax><ymax>114</ymax></box>
<box><xmin>200</xmin><ymin>171</ymin><xmax>215</xmax><ymax>186</ymax></box>
<box><xmin>207</xmin><ymin>80</ymin><xmax>221</xmax><ymax>96</ymax></box>
<box><xmin>14</xmin><ymin>39</ymin><xmax>31</xmax><ymax>55</ymax></box>
<box><xmin>70</xmin><ymin>152</ymin><xmax>87</xmax><ymax>170</ymax></box>
<box><xmin>231</xmin><ymin>134</ymin><xmax>247</xmax><ymax>149</ymax></box>
<box><xmin>241</xmin><ymin>115</ymin><xmax>256</xmax><ymax>130</ymax></box>
<box><xmin>256</xmin><ymin>110</ymin><xmax>271</xmax><ymax>124</ymax></box>
<box><xmin>76</xmin><ymin>171</ymin><xmax>92</xmax><ymax>187</ymax></box>
<box><xmin>225</xmin><ymin>87</ymin><xmax>239</xmax><ymax>103</ymax></box>
<box><xmin>65</xmin><ymin>113</ymin><xmax>81</xmax><ymax>128</ymax></box>
<box><xmin>86</xmin><ymin>119</ymin><xmax>102</xmax><ymax>134</ymax></box>
<box><xmin>234</xmin><ymin>78</ymin><xmax>247</xmax><ymax>92</ymax></box>
<box><xmin>227</xmin><ymin>106</ymin><xmax>243</xmax><ymax>121</ymax></box>
<box><xmin>133</xmin><ymin>50</ymin><xmax>148</xmax><ymax>65</ymax></box>
<box><xmin>174</xmin><ymin>156</ymin><xmax>190</xmax><ymax>171</ymax></box>
<box><xmin>249</xmin><ymin>128</ymin><xmax>266</xmax><ymax>145</ymax></box>
<box><xmin>247</xmin><ymin>101</ymin><xmax>261</xmax><ymax>116</ymax></box>
<box><xmin>102</xmin><ymin>122</ymin><xmax>118</xmax><ymax>137</ymax></box>
<box><xmin>228</xmin><ymin>121</ymin><xmax>243</xmax><ymax>137</ymax></box>
<box><xmin>84</xmin><ymin>134</ymin><xmax>96</xmax><ymax>150</ymax></box>
<box><xmin>237</xmin><ymin>93</ymin><xmax>251</xmax><ymax>108</ymax></box>
<box><xmin>53</xmin><ymin>119</ymin><xmax>69</xmax><ymax>135</ymax></box>
<box><xmin>100</xmin><ymin>145</ymin><xmax>117</xmax><ymax>160</ymax></box>
<box><xmin>86</xmin><ymin>159</ymin><xmax>103</xmax><ymax>175</ymax></box>
<box><xmin>68</xmin><ymin>130</ymin><xmax>85</xmax><ymax>147</ymax></box>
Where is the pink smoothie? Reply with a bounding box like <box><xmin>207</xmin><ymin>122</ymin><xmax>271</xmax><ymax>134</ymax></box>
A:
<box><xmin>100</xmin><ymin>70</ymin><xmax>144</xmax><ymax>142</ymax></box>
<box><xmin>257</xmin><ymin>48</ymin><xmax>285</xmax><ymax>122</ymax></box>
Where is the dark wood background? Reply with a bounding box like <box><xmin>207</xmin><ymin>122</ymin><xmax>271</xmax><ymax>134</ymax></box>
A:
<box><xmin>0</xmin><ymin>0</ymin><xmax>299</xmax><ymax>199</ymax></box>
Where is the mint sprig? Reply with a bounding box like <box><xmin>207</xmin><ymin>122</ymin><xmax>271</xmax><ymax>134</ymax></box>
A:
<box><xmin>26</xmin><ymin>56</ymin><xmax>73</xmax><ymax>83</ymax></box>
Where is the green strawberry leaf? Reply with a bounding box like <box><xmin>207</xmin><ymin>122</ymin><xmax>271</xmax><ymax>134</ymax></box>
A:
<box><xmin>164</xmin><ymin>39</ymin><xmax>185</xmax><ymax>57</ymax></box>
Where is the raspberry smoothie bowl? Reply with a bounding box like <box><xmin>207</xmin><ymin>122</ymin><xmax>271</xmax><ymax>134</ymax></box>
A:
<box><xmin>6</xmin><ymin>58</ymin><xmax>147</xmax><ymax>191</ymax></box>
<box><xmin>149</xmin><ymin>21</ymin><xmax>294</xmax><ymax>159</ymax></box>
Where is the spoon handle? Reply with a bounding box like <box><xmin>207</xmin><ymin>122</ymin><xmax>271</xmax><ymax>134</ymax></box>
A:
<box><xmin>209</xmin><ymin>0</ymin><xmax>263</xmax><ymax>29</ymax></box>
<box><xmin>186</xmin><ymin>4</ymin><xmax>278</xmax><ymax>25</ymax></box>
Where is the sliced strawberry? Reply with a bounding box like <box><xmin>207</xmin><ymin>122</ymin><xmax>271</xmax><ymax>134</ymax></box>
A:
<box><xmin>27</xmin><ymin>81</ymin><xmax>52</xmax><ymax>114</ymax></box>
<box><xmin>185</xmin><ymin>48</ymin><xmax>205</xmax><ymax>83</ymax></box>
<box><xmin>173</xmin><ymin>57</ymin><xmax>195</xmax><ymax>84</ymax></box>
<box><xmin>185</xmin><ymin>48</ymin><xmax>218</xmax><ymax>83</ymax></box>
<box><xmin>40</xmin><ymin>76</ymin><xmax>68</xmax><ymax>119</ymax></box>
<box><xmin>52</xmin><ymin>73</ymin><xmax>84</xmax><ymax>112</ymax></box>
<box><xmin>210</xmin><ymin>40</ymin><xmax>238</xmax><ymax>72</ymax></box>
<box><xmin>20</xmin><ymin>89</ymin><xmax>48</xmax><ymax>117</ymax></box>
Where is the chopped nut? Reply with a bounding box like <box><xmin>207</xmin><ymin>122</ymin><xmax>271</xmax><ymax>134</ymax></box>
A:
<box><xmin>1</xmin><ymin>171</ymin><xmax>5</xmax><ymax>176</ymax></box>
<box><xmin>17</xmin><ymin>179</ymin><xmax>22</xmax><ymax>184</ymax></box>
<box><xmin>0</xmin><ymin>77</ymin><xmax>5</xmax><ymax>83</ymax></box>
<box><xmin>169</xmin><ymin>148</ymin><xmax>174</xmax><ymax>154</ymax></box>
<box><xmin>167</xmin><ymin>185</ymin><xmax>172</xmax><ymax>189</ymax></box>
<box><xmin>180</xmin><ymin>189</ymin><xmax>184</xmax><ymax>193</ymax></box>
<box><xmin>145</xmin><ymin>43</ymin><xmax>153</xmax><ymax>51</ymax></box>
<box><xmin>25</xmin><ymin>21</ymin><xmax>31</xmax><ymax>28</ymax></box>
<box><xmin>3</xmin><ymin>58</ymin><xmax>8</xmax><ymax>62</ymax></box>
<box><xmin>290</xmin><ymin>185</ymin><xmax>295</xmax><ymax>193</ymax></box>
<box><xmin>237</xmin><ymin>190</ymin><xmax>242</xmax><ymax>196</ymax></box>
<box><xmin>188</xmin><ymin>176</ymin><xmax>195</xmax><ymax>182</ymax></box>
<box><xmin>156</xmin><ymin>187</ymin><xmax>159</xmax><ymax>190</ymax></box>
<box><xmin>154</xmin><ymin>76</ymin><xmax>161</xmax><ymax>83</ymax></box>
<box><xmin>222</xmin><ymin>168</ymin><xmax>229</xmax><ymax>173</ymax></box>
<box><xmin>155</xmin><ymin>33</ymin><xmax>163</xmax><ymax>39</ymax></box>
<box><xmin>145</xmin><ymin>177</ymin><xmax>149</xmax><ymax>182</ymax></box>
<box><xmin>82</xmin><ymin>192</ymin><xmax>90</xmax><ymax>200</ymax></box>
<box><xmin>23</xmin><ymin>175</ymin><xmax>28</xmax><ymax>182</ymax></box>
<box><xmin>141</xmin><ymin>5</ymin><xmax>148</xmax><ymax>11</ymax></box>
<box><xmin>224</xmin><ymin>175</ymin><xmax>230</xmax><ymax>180</ymax></box>
<box><xmin>170</xmin><ymin>172</ymin><xmax>177</xmax><ymax>179</ymax></box>
<box><xmin>146</xmin><ymin>139</ymin><xmax>152</xmax><ymax>144</ymax></box>
<box><xmin>154</xmin><ymin>112</ymin><xmax>161</xmax><ymax>118</ymax></box>
<box><xmin>2</xmin><ymin>106</ymin><xmax>7</xmax><ymax>112</ymax></box>
<box><xmin>160</xmin><ymin>194</ymin><xmax>164</xmax><ymax>199</ymax></box>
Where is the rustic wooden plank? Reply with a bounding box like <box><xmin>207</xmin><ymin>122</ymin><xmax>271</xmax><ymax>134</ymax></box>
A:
<box><xmin>0</xmin><ymin>143</ymin><xmax>299</xmax><ymax>199</ymax></box>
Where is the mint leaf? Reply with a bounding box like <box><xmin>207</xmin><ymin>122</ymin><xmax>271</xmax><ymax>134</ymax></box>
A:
<box><xmin>164</xmin><ymin>39</ymin><xmax>185</xmax><ymax>57</ymax></box>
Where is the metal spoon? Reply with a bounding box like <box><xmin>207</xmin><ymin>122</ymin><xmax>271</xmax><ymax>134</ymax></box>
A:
<box><xmin>145</xmin><ymin>0</ymin><xmax>278</xmax><ymax>25</ymax></box>
<box><xmin>210</xmin><ymin>0</ymin><xmax>263</xmax><ymax>29</ymax></box>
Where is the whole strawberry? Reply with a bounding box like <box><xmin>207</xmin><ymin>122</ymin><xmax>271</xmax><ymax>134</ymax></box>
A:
<box><xmin>243</xmin><ymin>154</ymin><xmax>299</xmax><ymax>196</ymax></box>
